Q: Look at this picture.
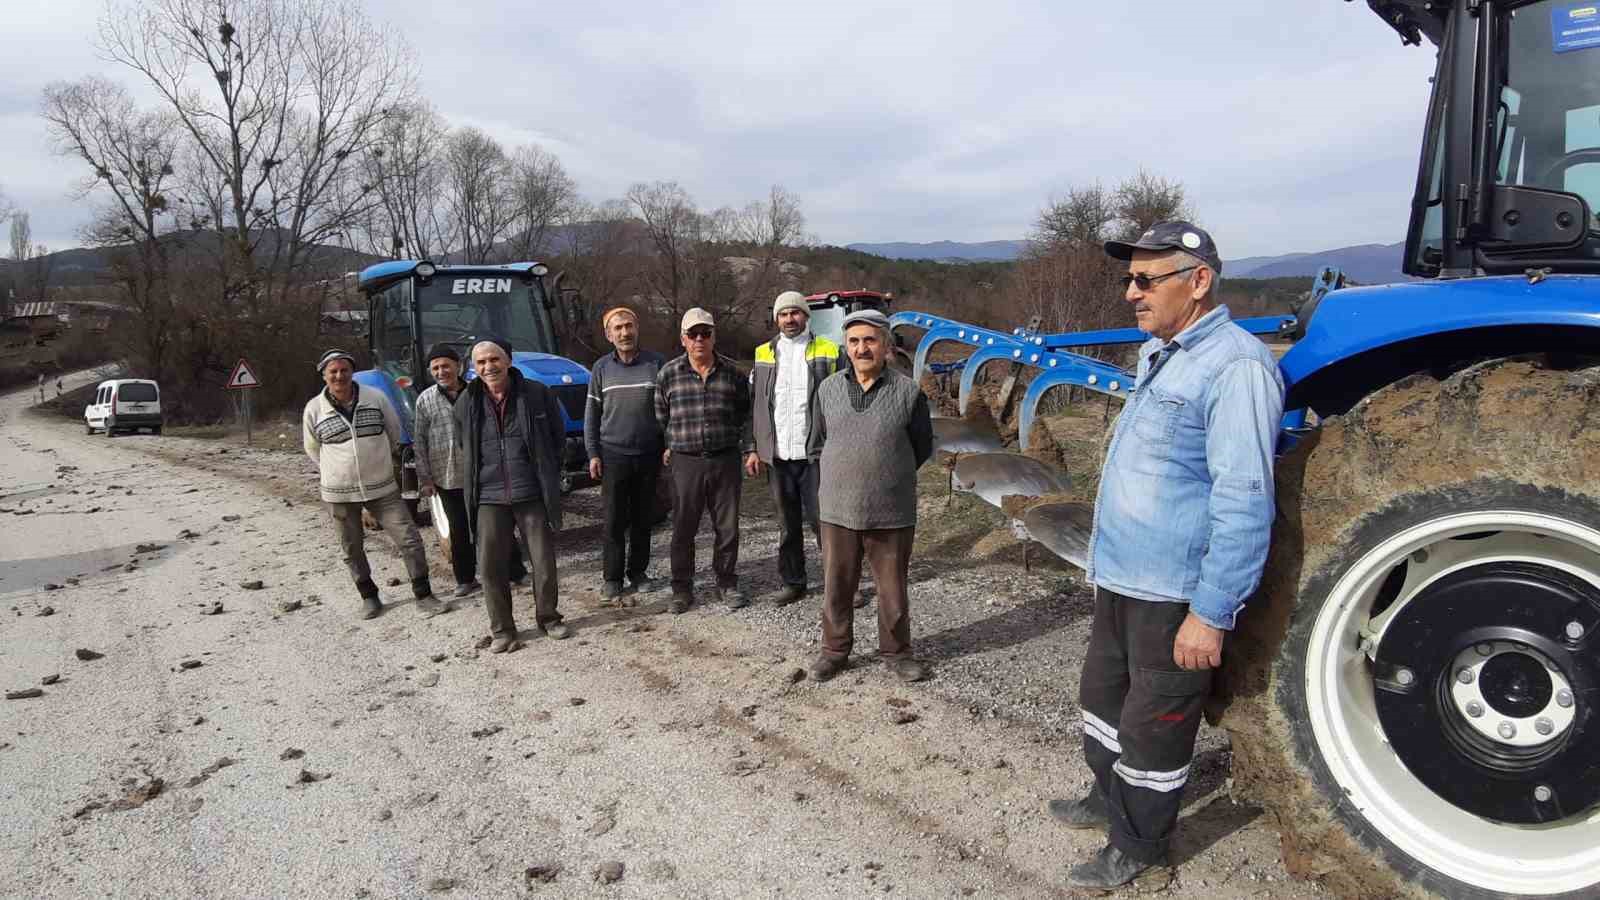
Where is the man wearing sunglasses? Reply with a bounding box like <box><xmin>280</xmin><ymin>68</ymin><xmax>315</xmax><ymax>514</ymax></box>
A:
<box><xmin>655</xmin><ymin>308</ymin><xmax>752</xmax><ymax>613</ymax></box>
<box><xmin>1052</xmin><ymin>221</ymin><xmax>1284</xmax><ymax>889</ymax></box>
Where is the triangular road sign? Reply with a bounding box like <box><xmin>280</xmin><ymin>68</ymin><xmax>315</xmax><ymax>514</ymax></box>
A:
<box><xmin>226</xmin><ymin>359</ymin><xmax>261</xmax><ymax>389</ymax></box>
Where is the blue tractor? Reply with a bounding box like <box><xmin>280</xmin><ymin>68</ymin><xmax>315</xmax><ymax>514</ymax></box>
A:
<box><xmin>900</xmin><ymin>2</ymin><xmax>1600</xmax><ymax>896</ymax></box>
<box><xmin>353</xmin><ymin>260</ymin><xmax>593</xmax><ymax>500</ymax></box>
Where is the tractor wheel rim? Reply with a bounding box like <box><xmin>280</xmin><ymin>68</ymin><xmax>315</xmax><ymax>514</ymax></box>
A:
<box><xmin>1305</xmin><ymin>510</ymin><xmax>1600</xmax><ymax>895</ymax></box>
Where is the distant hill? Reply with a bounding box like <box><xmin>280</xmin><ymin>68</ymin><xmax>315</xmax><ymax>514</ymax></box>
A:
<box><xmin>0</xmin><ymin>233</ymin><xmax>385</xmax><ymax>289</ymax></box>
<box><xmin>845</xmin><ymin>238</ymin><xmax>1411</xmax><ymax>284</ymax></box>
<box><xmin>845</xmin><ymin>240</ymin><xmax>1028</xmax><ymax>262</ymax></box>
<box><xmin>1227</xmin><ymin>241</ymin><xmax>1409</xmax><ymax>285</ymax></box>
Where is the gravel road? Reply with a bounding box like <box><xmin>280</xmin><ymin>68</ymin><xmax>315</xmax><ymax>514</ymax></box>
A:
<box><xmin>0</xmin><ymin>373</ymin><xmax>1324</xmax><ymax>899</ymax></box>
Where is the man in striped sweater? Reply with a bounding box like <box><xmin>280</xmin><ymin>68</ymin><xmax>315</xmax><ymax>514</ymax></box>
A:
<box><xmin>808</xmin><ymin>309</ymin><xmax>934</xmax><ymax>684</ymax></box>
<box><xmin>303</xmin><ymin>349</ymin><xmax>441</xmax><ymax>620</ymax></box>
<box><xmin>584</xmin><ymin>307</ymin><xmax>666</xmax><ymax>603</ymax></box>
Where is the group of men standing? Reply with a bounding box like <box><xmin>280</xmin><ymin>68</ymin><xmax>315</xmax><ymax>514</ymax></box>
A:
<box><xmin>587</xmin><ymin>295</ymin><xmax>934</xmax><ymax>683</ymax></box>
<box><xmin>298</xmin><ymin>219</ymin><xmax>1284</xmax><ymax>891</ymax></box>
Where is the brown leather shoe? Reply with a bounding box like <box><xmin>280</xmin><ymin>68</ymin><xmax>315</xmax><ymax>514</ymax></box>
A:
<box><xmin>809</xmin><ymin>654</ymin><xmax>848</xmax><ymax>682</ymax></box>
<box><xmin>890</xmin><ymin>658</ymin><xmax>930</xmax><ymax>683</ymax></box>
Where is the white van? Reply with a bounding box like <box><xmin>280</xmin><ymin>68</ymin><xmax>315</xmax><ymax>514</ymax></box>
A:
<box><xmin>84</xmin><ymin>379</ymin><xmax>163</xmax><ymax>436</ymax></box>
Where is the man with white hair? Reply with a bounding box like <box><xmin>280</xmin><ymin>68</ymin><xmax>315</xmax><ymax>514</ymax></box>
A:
<box><xmin>303</xmin><ymin>349</ymin><xmax>442</xmax><ymax>620</ymax></box>
<box><xmin>1049</xmin><ymin>222</ymin><xmax>1284</xmax><ymax>889</ymax></box>
<box><xmin>808</xmin><ymin>308</ymin><xmax>934</xmax><ymax>685</ymax></box>
<box><xmin>455</xmin><ymin>338</ymin><xmax>572</xmax><ymax>653</ymax></box>
<box><xmin>746</xmin><ymin>290</ymin><xmax>840</xmax><ymax>605</ymax></box>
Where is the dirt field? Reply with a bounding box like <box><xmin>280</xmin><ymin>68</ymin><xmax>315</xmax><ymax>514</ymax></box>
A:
<box><xmin>0</xmin><ymin>372</ymin><xmax>1323</xmax><ymax>898</ymax></box>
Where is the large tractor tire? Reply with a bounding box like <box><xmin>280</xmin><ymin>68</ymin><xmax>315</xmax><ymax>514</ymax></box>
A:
<box><xmin>1221</xmin><ymin>359</ymin><xmax>1600</xmax><ymax>899</ymax></box>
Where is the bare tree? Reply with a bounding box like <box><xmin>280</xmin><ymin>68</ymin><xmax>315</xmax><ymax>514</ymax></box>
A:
<box><xmin>505</xmin><ymin>144</ymin><xmax>577</xmax><ymax>262</ymax></box>
<box><xmin>43</xmin><ymin>75</ymin><xmax>188</xmax><ymax>388</ymax></box>
<box><xmin>1033</xmin><ymin>183</ymin><xmax>1114</xmax><ymax>249</ymax></box>
<box><xmin>731</xmin><ymin>184</ymin><xmax>805</xmax><ymax>315</ymax></box>
<box><xmin>626</xmin><ymin>180</ymin><xmax>706</xmax><ymax>320</ymax></box>
<box><xmin>443</xmin><ymin>127</ymin><xmax>513</xmax><ymax>263</ymax></box>
<box><xmin>1112</xmin><ymin>169</ymin><xmax>1190</xmax><ymax>239</ymax></box>
<box><xmin>9</xmin><ymin>211</ymin><xmax>31</xmax><ymax>264</ymax></box>
<box><xmin>358</xmin><ymin>101</ymin><xmax>450</xmax><ymax>259</ymax></box>
<box><xmin>1013</xmin><ymin>170</ymin><xmax>1191</xmax><ymax>338</ymax></box>
<box><xmin>97</xmin><ymin>0</ymin><xmax>418</xmax><ymax>309</ymax></box>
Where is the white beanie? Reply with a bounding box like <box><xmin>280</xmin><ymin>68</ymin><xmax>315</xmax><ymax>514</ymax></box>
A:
<box><xmin>773</xmin><ymin>291</ymin><xmax>808</xmax><ymax>321</ymax></box>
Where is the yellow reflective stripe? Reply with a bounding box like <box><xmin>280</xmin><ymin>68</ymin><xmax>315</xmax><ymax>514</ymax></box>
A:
<box><xmin>754</xmin><ymin>343</ymin><xmax>776</xmax><ymax>364</ymax></box>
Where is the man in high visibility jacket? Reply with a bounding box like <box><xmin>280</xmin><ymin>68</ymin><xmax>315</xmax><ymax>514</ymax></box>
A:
<box><xmin>745</xmin><ymin>291</ymin><xmax>840</xmax><ymax>605</ymax></box>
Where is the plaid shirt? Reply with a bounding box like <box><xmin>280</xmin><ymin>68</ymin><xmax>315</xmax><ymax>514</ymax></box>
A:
<box><xmin>413</xmin><ymin>382</ymin><xmax>465</xmax><ymax>490</ymax></box>
<box><xmin>655</xmin><ymin>352</ymin><xmax>750</xmax><ymax>454</ymax></box>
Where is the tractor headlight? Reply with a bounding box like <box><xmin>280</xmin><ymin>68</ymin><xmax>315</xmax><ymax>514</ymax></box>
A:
<box><xmin>415</xmin><ymin>261</ymin><xmax>437</xmax><ymax>279</ymax></box>
<box><xmin>530</xmin><ymin>264</ymin><xmax>549</xmax><ymax>277</ymax></box>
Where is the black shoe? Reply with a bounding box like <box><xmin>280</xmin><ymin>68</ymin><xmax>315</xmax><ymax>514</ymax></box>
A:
<box><xmin>809</xmin><ymin>655</ymin><xmax>848</xmax><ymax>682</ymax></box>
<box><xmin>1066</xmin><ymin>845</ymin><xmax>1160</xmax><ymax>890</ymax></box>
<box><xmin>414</xmin><ymin>594</ymin><xmax>447</xmax><ymax>618</ymax></box>
<box><xmin>541</xmin><ymin>621</ymin><xmax>573</xmax><ymax>640</ymax></box>
<box><xmin>774</xmin><ymin>584</ymin><xmax>805</xmax><ymax>606</ymax></box>
<box><xmin>601</xmin><ymin>580</ymin><xmax>623</xmax><ymax>602</ymax></box>
<box><xmin>359</xmin><ymin>595</ymin><xmax>383</xmax><ymax>619</ymax></box>
<box><xmin>1047</xmin><ymin>793</ymin><xmax>1109</xmax><ymax>830</ymax></box>
<box><xmin>669</xmin><ymin>594</ymin><xmax>693</xmax><ymax>614</ymax></box>
<box><xmin>719</xmin><ymin>587</ymin><xmax>749</xmax><ymax>609</ymax></box>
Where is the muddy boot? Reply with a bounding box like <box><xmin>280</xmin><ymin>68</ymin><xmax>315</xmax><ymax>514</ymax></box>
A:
<box><xmin>415</xmin><ymin>593</ymin><xmax>447</xmax><ymax>617</ymax></box>
<box><xmin>488</xmin><ymin>635</ymin><xmax>522</xmax><ymax>654</ymax></box>
<box><xmin>540</xmin><ymin>621</ymin><xmax>573</xmax><ymax>640</ymax></box>
<box><xmin>809</xmin><ymin>654</ymin><xmax>848</xmax><ymax>682</ymax></box>
<box><xmin>1066</xmin><ymin>846</ymin><xmax>1160</xmax><ymax>890</ymax></box>
<box><xmin>356</xmin><ymin>578</ymin><xmax>382</xmax><ymax>619</ymax></box>
<box><xmin>1047</xmin><ymin>792</ymin><xmax>1110</xmax><ymax>830</ymax></box>
<box><xmin>774</xmin><ymin>584</ymin><xmax>805</xmax><ymax>606</ymax></box>
<box><xmin>669</xmin><ymin>593</ymin><xmax>693</xmax><ymax>614</ymax></box>
<box><xmin>890</xmin><ymin>658</ymin><xmax>930</xmax><ymax>683</ymax></box>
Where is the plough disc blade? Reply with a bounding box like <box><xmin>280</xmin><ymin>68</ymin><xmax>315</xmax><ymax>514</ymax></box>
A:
<box><xmin>932</xmin><ymin>416</ymin><xmax>1004</xmax><ymax>455</ymax></box>
<box><xmin>951</xmin><ymin>453</ymin><xmax>1069</xmax><ymax>508</ymax></box>
<box><xmin>1020</xmin><ymin>501</ymin><xmax>1093</xmax><ymax>570</ymax></box>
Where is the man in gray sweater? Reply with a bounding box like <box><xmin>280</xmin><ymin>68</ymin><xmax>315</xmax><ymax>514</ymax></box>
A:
<box><xmin>584</xmin><ymin>307</ymin><xmax>666</xmax><ymax>602</ymax></box>
<box><xmin>809</xmin><ymin>309</ymin><xmax>934</xmax><ymax>684</ymax></box>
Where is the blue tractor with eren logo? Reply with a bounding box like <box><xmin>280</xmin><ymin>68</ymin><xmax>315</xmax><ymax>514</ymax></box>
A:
<box><xmin>353</xmin><ymin>260</ymin><xmax>594</xmax><ymax>500</ymax></box>
<box><xmin>896</xmin><ymin>2</ymin><xmax>1600</xmax><ymax>896</ymax></box>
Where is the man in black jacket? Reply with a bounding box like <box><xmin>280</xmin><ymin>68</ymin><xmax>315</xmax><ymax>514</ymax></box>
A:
<box><xmin>455</xmin><ymin>338</ymin><xmax>571</xmax><ymax>653</ymax></box>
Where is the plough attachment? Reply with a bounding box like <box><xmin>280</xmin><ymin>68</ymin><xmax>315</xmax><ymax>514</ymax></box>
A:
<box><xmin>899</xmin><ymin>275</ymin><xmax>1332</xmax><ymax>570</ymax></box>
<box><xmin>950</xmin><ymin>453</ymin><xmax>1069</xmax><ymax>508</ymax></box>
<box><xmin>892</xmin><ymin>310</ymin><xmax>1293</xmax><ymax>450</ymax></box>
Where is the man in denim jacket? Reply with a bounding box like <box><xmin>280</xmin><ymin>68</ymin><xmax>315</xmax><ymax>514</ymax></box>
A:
<box><xmin>1051</xmin><ymin>222</ymin><xmax>1285</xmax><ymax>889</ymax></box>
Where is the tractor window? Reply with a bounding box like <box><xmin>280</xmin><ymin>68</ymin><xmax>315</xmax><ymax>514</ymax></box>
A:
<box><xmin>415</xmin><ymin>277</ymin><xmax>558</xmax><ymax>368</ymax></box>
<box><xmin>370</xmin><ymin>279</ymin><xmax>416</xmax><ymax>384</ymax></box>
<box><xmin>1498</xmin><ymin>2</ymin><xmax>1600</xmax><ymax>230</ymax></box>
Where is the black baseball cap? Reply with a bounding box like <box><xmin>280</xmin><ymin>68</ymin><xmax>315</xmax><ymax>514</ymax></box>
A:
<box><xmin>1104</xmin><ymin>221</ymin><xmax>1223</xmax><ymax>275</ymax></box>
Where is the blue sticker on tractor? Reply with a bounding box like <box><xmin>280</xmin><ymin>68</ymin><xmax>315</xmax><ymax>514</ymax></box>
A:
<box><xmin>1553</xmin><ymin>3</ymin><xmax>1600</xmax><ymax>52</ymax></box>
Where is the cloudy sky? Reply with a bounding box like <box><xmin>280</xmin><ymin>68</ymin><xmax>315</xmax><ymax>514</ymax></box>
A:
<box><xmin>2</xmin><ymin>1</ymin><xmax>1438</xmax><ymax>259</ymax></box>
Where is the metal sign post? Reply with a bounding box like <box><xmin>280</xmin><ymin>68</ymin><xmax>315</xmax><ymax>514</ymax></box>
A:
<box><xmin>225</xmin><ymin>359</ymin><xmax>263</xmax><ymax>447</ymax></box>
